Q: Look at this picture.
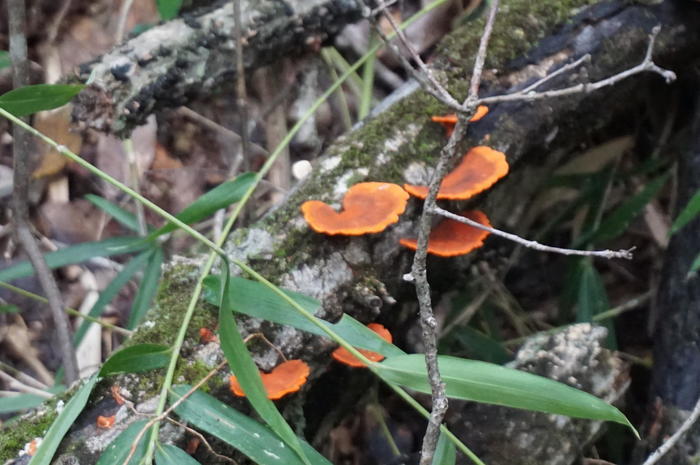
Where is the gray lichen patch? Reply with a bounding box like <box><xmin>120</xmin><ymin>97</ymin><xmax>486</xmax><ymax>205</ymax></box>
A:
<box><xmin>377</xmin><ymin>123</ymin><xmax>422</xmax><ymax>166</ymax></box>
<box><xmin>403</xmin><ymin>161</ymin><xmax>433</xmax><ymax>185</ymax></box>
<box><xmin>226</xmin><ymin>227</ymin><xmax>277</xmax><ymax>263</ymax></box>
<box><xmin>280</xmin><ymin>252</ymin><xmax>352</xmax><ymax>316</ymax></box>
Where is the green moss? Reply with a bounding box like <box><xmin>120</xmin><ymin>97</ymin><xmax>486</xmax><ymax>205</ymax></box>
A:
<box><xmin>0</xmin><ymin>406</ymin><xmax>58</xmax><ymax>462</ymax></box>
<box><xmin>173</xmin><ymin>359</ymin><xmax>224</xmax><ymax>393</ymax></box>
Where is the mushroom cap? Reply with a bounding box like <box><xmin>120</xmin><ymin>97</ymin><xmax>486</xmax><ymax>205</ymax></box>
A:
<box><xmin>331</xmin><ymin>323</ymin><xmax>393</xmax><ymax>368</ymax></box>
<box><xmin>301</xmin><ymin>182</ymin><xmax>409</xmax><ymax>235</ymax></box>
<box><xmin>229</xmin><ymin>359</ymin><xmax>310</xmax><ymax>400</ymax></box>
<box><xmin>400</xmin><ymin>210</ymin><xmax>491</xmax><ymax>257</ymax></box>
<box><xmin>404</xmin><ymin>146</ymin><xmax>508</xmax><ymax>200</ymax></box>
<box><xmin>431</xmin><ymin>105</ymin><xmax>489</xmax><ymax>136</ymax></box>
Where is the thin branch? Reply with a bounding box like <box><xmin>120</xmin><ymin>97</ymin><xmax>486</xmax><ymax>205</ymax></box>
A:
<box><xmin>121</xmin><ymin>360</ymin><xmax>228</xmax><ymax>465</ymax></box>
<box><xmin>432</xmin><ymin>206</ymin><xmax>633</xmax><ymax>259</ymax></box>
<box><xmin>8</xmin><ymin>0</ymin><xmax>79</xmax><ymax>384</ymax></box>
<box><xmin>0</xmin><ymin>371</ymin><xmax>53</xmax><ymax>398</ymax></box>
<box><xmin>233</xmin><ymin>0</ymin><xmax>249</xmax><ymax>171</ymax></box>
<box><xmin>366</xmin><ymin>1</ymin><xmax>462</xmax><ymax>111</ymax></box>
<box><xmin>641</xmin><ymin>394</ymin><xmax>700</xmax><ymax>465</ymax></box>
<box><xmin>520</xmin><ymin>54</ymin><xmax>591</xmax><ymax>94</ymax></box>
<box><xmin>409</xmin><ymin>2</ymin><xmax>501</xmax><ymax>464</ymax></box>
<box><xmin>479</xmin><ymin>26</ymin><xmax>675</xmax><ymax>104</ymax></box>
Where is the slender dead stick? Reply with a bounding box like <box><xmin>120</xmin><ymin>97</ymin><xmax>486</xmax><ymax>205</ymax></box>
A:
<box><xmin>7</xmin><ymin>0</ymin><xmax>79</xmax><ymax>384</ymax></box>
<box><xmin>641</xmin><ymin>394</ymin><xmax>700</xmax><ymax>465</ymax></box>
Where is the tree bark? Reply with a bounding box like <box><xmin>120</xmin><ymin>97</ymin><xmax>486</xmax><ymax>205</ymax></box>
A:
<box><xmin>2</xmin><ymin>0</ymin><xmax>700</xmax><ymax>463</ymax></box>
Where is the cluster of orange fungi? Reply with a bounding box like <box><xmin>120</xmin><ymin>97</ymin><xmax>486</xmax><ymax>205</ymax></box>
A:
<box><xmin>227</xmin><ymin>323</ymin><xmax>394</xmax><ymax>400</ymax></box>
<box><xmin>227</xmin><ymin>109</ymin><xmax>509</xmax><ymax>402</ymax></box>
<box><xmin>299</xmin><ymin>106</ymin><xmax>508</xmax><ymax>257</ymax></box>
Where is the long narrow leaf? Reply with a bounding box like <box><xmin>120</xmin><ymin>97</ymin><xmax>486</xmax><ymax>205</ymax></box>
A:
<box><xmin>85</xmin><ymin>194</ymin><xmax>142</xmax><ymax>232</ymax></box>
<box><xmin>95</xmin><ymin>419</ymin><xmax>149</xmax><ymax>465</ymax></box>
<box><xmin>127</xmin><ymin>247</ymin><xmax>164</xmax><ymax>328</ymax></box>
<box><xmin>28</xmin><ymin>375</ymin><xmax>98</xmax><ymax>465</ymax></box>
<box><xmin>0</xmin><ymin>84</ymin><xmax>84</xmax><ymax>116</ymax></box>
<box><xmin>0</xmin><ymin>393</ymin><xmax>46</xmax><ymax>414</ymax></box>
<box><xmin>432</xmin><ymin>432</ymin><xmax>456</xmax><ymax>465</ymax></box>
<box><xmin>172</xmin><ymin>386</ymin><xmax>331</xmax><ymax>465</ymax></box>
<box><xmin>203</xmin><ymin>276</ymin><xmax>404</xmax><ymax>357</ymax></box>
<box><xmin>671</xmin><ymin>187</ymin><xmax>700</xmax><ymax>234</ymax></box>
<box><xmin>155</xmin><ymin>443</ymin><xmax>201</xmax><ymax>465</ymax></box>
<box><xmin>157</xmin><ymin>0</ymin><xmax>183</xmax><ymax>20</ymax></box>
<box><xmin>100</xmin><ymin>344</ymin><xmax>170</xmax><ymax>376</ymax></box>
<box><xmin>0</xmin><ymin>237</ymin><xmax>148</xmax><ymax>282</ymax></box>
<box><xmin>377</xmin><ymin>354</ymin><xmax>638</xmax><ymax>435</ymax></box>
<box><xmin>73</xmin><ymin>250</ymin><xmax>151</xmax><ymax>345</ymax></box>
<box><xmin>149</xmin><ymin>173</ymin><xmax>255</xmax><ymax>239</ymax></box>
<box><xmin>216</xmin><ymin>269</ymin><xmax>310</xmax><ymax>464</ymax></box>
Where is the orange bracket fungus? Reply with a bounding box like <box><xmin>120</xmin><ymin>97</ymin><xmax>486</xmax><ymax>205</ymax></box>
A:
<box><xmin>400</xmin><ymin>210</ymin><xmax>492</xmax><ymax>257</ymax></box>
<box><xmin>332</xmin><ymin>323</ymin><xmax>393</xmax><ymax>368</ymax></box>
<box><xmin>404</xmin><ymin>146</ymin><xmax>508</xmax><ymax>200</ymax></box>
<box><xmin>301</xmin><ymin>182</ymin><xmax>409</xmax><ymax>235</ymax></box>
<box><xmin>431</xmin><ymin>105</ymin><xmax>489</xmax><ymax>137</ymax></box>
<box><xmin>229</xmin><ymin>359</ymin><xmax>310</xmax><ymax>400</ymax></box>
<box><xmin>96</xmin><ymin>415</ymin><xmax>116</xmax><ymax>429</ymax></box>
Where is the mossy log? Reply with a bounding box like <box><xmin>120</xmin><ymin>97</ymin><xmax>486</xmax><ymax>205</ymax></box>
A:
<box><xmin>3</xmin><ymin>1</ymin><xmax>700</xmax><ymax>464</ymax></box>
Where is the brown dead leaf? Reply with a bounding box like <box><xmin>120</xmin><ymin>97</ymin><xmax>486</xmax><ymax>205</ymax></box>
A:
<box><xmin>31</xmin><ymin>106</ymin><xmax>82</xmax><ymax>179</ymax></box>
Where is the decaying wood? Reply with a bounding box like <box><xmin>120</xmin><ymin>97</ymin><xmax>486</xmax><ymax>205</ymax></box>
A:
<box><xmin>70</xmin><ymin>0</ymin><xmax>366</xmax><ymax>136</ymax></box>
<box><xmin>3</xmin><ymin>0</ymin><xmax>700</xmax><ymax>463</ymax></box>
<box><xmin>633</xmin><ymin>76</ymin><xmax>700</xmax><ymax>465</ymax></box>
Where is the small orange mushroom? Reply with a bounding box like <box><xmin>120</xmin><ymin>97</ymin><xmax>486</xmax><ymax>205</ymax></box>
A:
<box><xmin>96</xmin><ymin>415</ymin><xmax>116</xmax><ymax>429</ymax></box>
<box><xmin>110</xmin><ymin>385</ymin><xmax>126</xmax><ymax>406</ymax></box>
<box><xmin>332</xmin><ymin>323</ymin><xmax>393</xmax><ymax>368</ymax></box>
<box><xmin>400</xmin><ymin>210</ymin><xmax>491</xmax><ymax>257</ymax></box>
<box><xmin>404</xmin><ymin>146</ymin><xmax>508</xmax><ymax>200</ymax></box>
<box><xmin>199</xmin><ymin>327</ymin><xmax>218</xmax><ymax>344</ymax></box>
<box><xmin>431</xmin><ymin>105</ymin><xmax>489</xmax><ymax>137</ymax></box>
<box><xmin>301</xmin><ymin>182</ymin><xmax>409</xmax><ymax>235</ymax></box>
<box><xmin>229</xmin><ymin>359</ymin><xmax>310</xmax><ymax>400</ymax></box>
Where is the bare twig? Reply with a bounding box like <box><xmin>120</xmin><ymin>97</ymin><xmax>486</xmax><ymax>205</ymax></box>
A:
<box><xmin>366</xmin><ymin>1</ymin><xmax>462</xmax><ymax>111</ymax></box>
<box><xmin>641</xmin><ymin>394</ymin><xmax>700</xmax><ymax>465</ymax></box>
<box><xmin>479</xmin><ymin>27</ymin><xmax>675</xmax><ymax>104</ymax></box>
<box><xmin>166</xmin><ymin>417</ymin><xmax>240</xmax><ymax>464</ymax></box>
<box><xmin>432</xmin><ymin>206</ymin><xmax>634</xmax><ymax>259</ymax></box>
<box><xmin>122</xmin><ymin>360</ymin><xmax>228</xmax><ymax>465</ymax></box>
<box><xmin>115</xmin><ymin>0</ymin><xmax>135</xmax><ymax>42</ymax></box>
<box><xmin>8</xmin><ymin>0</ymin><xmax>79</xmax><ymax>384</ymax></box>
<box><xmin>407</xmin><ymin>2</ymin><xmax>501</xmax><ymax>463</ymax></box>
<box><xmin>0</xmin><ymin>371</ymin><xmax>53</xmax><ymax>398</ymax></box>
<box><xmin>519</xmin><ymin>54</ymin><xmax>591</xmax><ymax>94</ymax></box>
<box><xmin>233</xmin><ymin>0</ymin><xmax>249</xmax><ymax>171</ymax></box>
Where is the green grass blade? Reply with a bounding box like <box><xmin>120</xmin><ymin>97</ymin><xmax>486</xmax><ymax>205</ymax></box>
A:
<box><xmin>358</xmin><ymin>34</ymin><xmax>378</xmax><ymax>119</ymax></box>
<box><xmin>216</xmin><ymin>269</ymin><xmax>310</xmax><ymax>465</ymax></box>
<box><xmin>432</xmin><ymin>431</ymin><xmax>456</xmax><ymax>465</ymax></box>
<box><xmin>202</xmin><ymin>275</ymin><xmax>404</xmax><ymax>356</ymax></box>
<box><xmin>100</xmin><ymin>343</ymin><xmax>170</xmax><ymax>376</ymax></box>
<box><xmin>85</xmin><ymin>194</ymin><xmax>142</xmax><ymax>232</ymax></box>
<box><xmin>95</xmin><ymin>419</ymin><xmax>149</xmax><ymax>465</ymax></box>
<box><xmin>671</xmin><ymin>187</ymin><xmax>700</xmax><ymax>234</ymax></box>
<box><xmin>0</xmin><ymin>84</ymin><xmax>84</xmax><ymax>116</ymax></box>
<box><xmin>691</xmin><ymin>252</ymin><xmax>700</xmax><ymax>275</ymax></box>
<box><xmin>0</xmin><ymin>236</ymin><xmax>148</xmax><ymax>282</ymax></box>
<box><xmin>148</xmin><ymin>172</ymin><xmax>255</xmax><ymax>239</ymax></box>
<box><xmin>155</xmin><ymin>443</ymin><xmax>201</xmax><ymax>464</ymax></box>
<box><xmin>157</xmin><ymin>0</ymin><xmax>183</xmax><ymax>20</ymax></box>
<box><xmin>377</xmin><ymin>354</ymin><xmax>638</xmax><ymax>436</ymax></box>
<box><xmin>171</xmin><ymin>386</ymin><xmax>331</xmax><ymax>465</ymax></box>
<box><xmin>73</xmin><ymin>250</ymin><xmax>151</xmax><ymax>345</ymax></box>
<box><xmin>585</xmin><ymin>173</ymin><xmax>669</xmax><ymax>244</ymax></box>
<box><xmin>28</xmin><ymin>375</ymin><xmax>98</xmax><ymax>465</ymax></box>
<box><xmin>0</xmin><ymin>393</ymin><xmax>46</xmax><ymax>414</ymax></box>
<box><xmin>127</xmin><ymin>247</ymin><xmax>164</xmax><ymax>328</ymax></box>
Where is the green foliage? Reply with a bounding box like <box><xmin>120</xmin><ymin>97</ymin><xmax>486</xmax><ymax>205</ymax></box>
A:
<box><xmin>0</xmin><ymin>237</ymin><xmax>148</xmax><ymax>282</ymax></box>
<box><xmin>671</xmin><ymin>187</ymin><xmax>700</xmax><ymax>234</ymax></box>
<box><xmin>28</xmin><ymin>375</ymin><xmax>98</xmax><ymax>465</ymax></box>
<box><xmin>86</xmin><ymin>194</ymin><xmax>142</xmax><ymax>232</ymax></box>
<box><xmin>0</xmin><ymin>304</ymin><xmax>19</xmax><ymax>313</ymax></box>
<box><xmin>156</xmin><ymin>0</ymin><xmax>183</xmax><ymax>20</ymax></box>
<box><xmin>95</xmin><ymin>419</ymin><xmax>149</xmax><ymax>465</ymax></box>
<box><xmin>0</xmin><ymin>51</ymin><xmax>9</xmax><ymax>70</ymax></box>
<box><xmin>148</xmin><ymin>173</ymin><xmax>256</xmax><ymax>240</ymax></box>
<box><xmin>203</xmin><ymin>275</ymin><xmax>403</xmax><ymax>356</ymax></box>
<box><xmin>155</xmin><ymin>443</ymin><xmax>201</xmax><ymax>465</ymax></box>
<box><xmin>0</xmin><ymin>84</ymin><xmax>84</xmax><ymax>116</ymax></box>
<box><xmin>172</xmin><ymin>386</ymin><xmax>331</xmax><ymax>465</ymax></box>
<box><xmin>0</xmin><ymin>393</ymin><xmax>45</xmax><ymax>414</ymax></box>
<box><xmin>128</xmin><ymin>247</ymin><xmax>164</xmax><ymax>328</ymax></box>
<box><xmin>432</xmin><ymin>432</ymin><xmax>456</xmax><ymax>465</ymax></box>
<box><xmin>216</xmin><ymin>269</ymin><xmax>311</xmax><ymax>464</ymax></box>
<box><xmin>377</xmin><ymin>354</ymin><xmax>638</xmax><ymax>435</ymax></box>
<box><xmin>100</xmin><ymin>344</ymin><xmax>170</xmax><ymax>376</ymax></box>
